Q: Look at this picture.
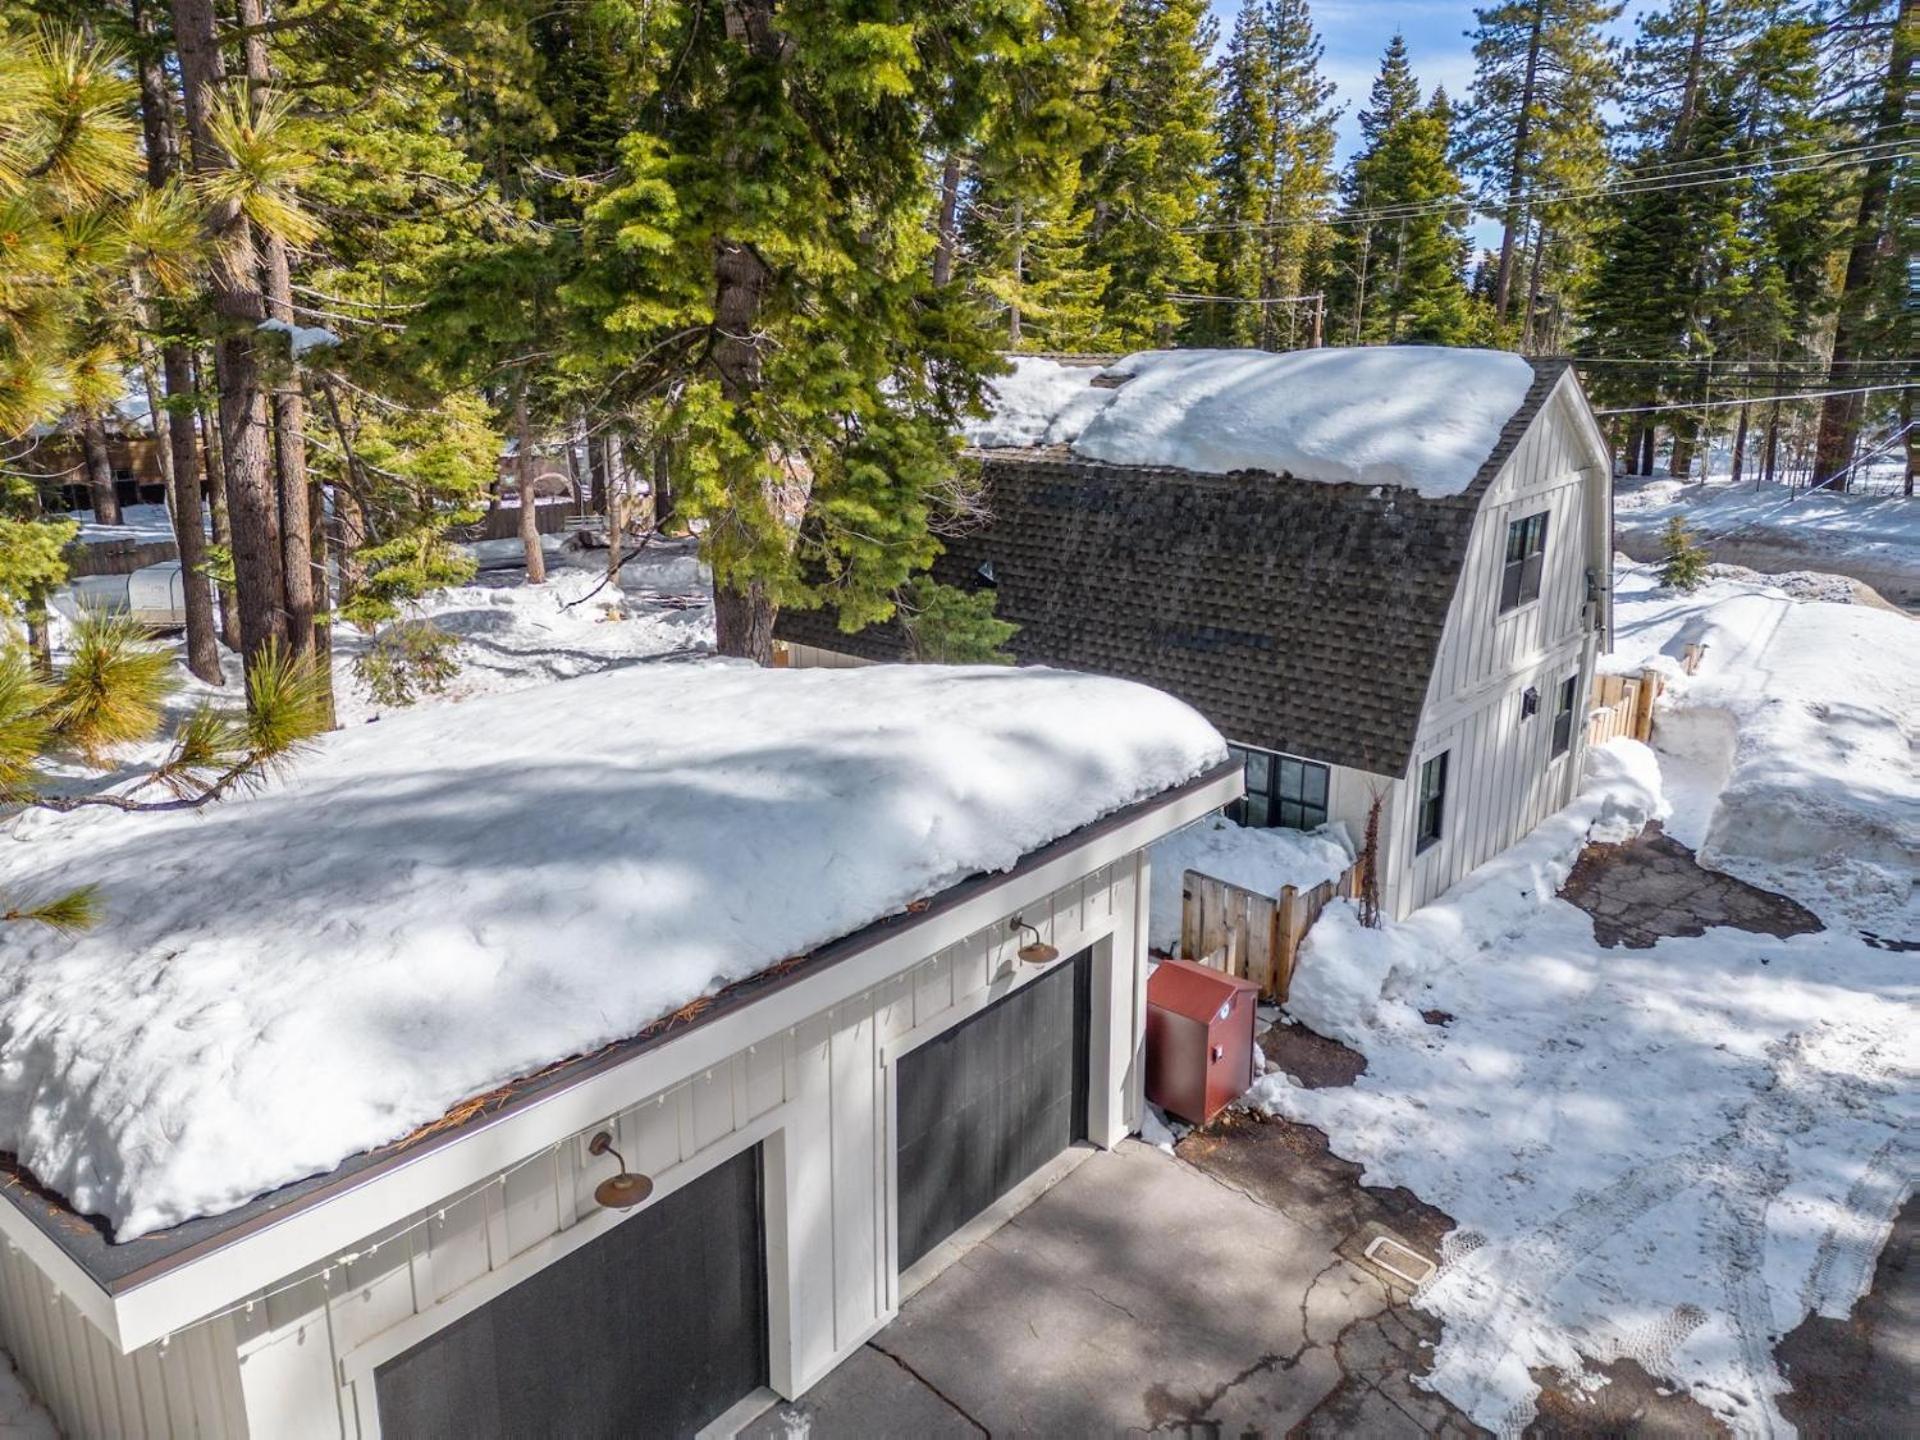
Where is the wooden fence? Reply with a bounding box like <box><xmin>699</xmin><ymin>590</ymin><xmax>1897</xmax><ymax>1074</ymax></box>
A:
<box><xmin>1584</xmin><ymin>645</ymin><xmax>1705</xmax><ymax>748</ymax></box>
<box><xmin>64</xmin><ymin>536</ymin><xmax>180</xmax><ymax>578</ymax></box>
<box><xmin>1178</xmin><ymin>861</ymin><xmax>1364</xmax><ymax>1004</ymax></box>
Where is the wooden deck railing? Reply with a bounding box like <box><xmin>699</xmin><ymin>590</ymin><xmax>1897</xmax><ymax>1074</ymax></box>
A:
<box><xmin>1178</xmin><ymin>861</ymin><xmax>1363</xmax><ymax>1004</ymax></box>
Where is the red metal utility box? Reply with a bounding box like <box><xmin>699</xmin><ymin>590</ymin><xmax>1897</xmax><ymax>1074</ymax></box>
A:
<box><xmin>1145</xmin><ymin>959</ymin><xmax>1260</xmax><ymax>1126</ymax></box>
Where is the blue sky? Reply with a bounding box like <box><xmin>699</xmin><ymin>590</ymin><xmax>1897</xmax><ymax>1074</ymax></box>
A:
<box><xmin>1204</xmin><ymin>1</ymin><xmax>1655</xmax><ymax>164</ymax></box>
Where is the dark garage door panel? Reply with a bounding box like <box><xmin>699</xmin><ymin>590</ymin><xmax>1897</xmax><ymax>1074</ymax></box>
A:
<box><xmin>375</xmin><ymin>1145</ymin><xmax>767</xmax><ymax>1440</ymax></box>
<box><xmin>896</xmin><ymin>949</ymin><xmax>1091</xmax><ymax>1270</ymax></box>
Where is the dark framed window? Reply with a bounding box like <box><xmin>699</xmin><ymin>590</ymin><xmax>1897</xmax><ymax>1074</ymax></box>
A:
<box><xmin>1226</xmin><ymin>744</ymin><xmax>1330</xmax><ymax>831</ymax></box>
<box><xmin>1416</xmin><ymin>751</ymin><xmax>1448</xmax><ymax>853</ymax></box>
<box><xmin>1550</xmin><ymin>674</ymin><xmax>1578</xmax><ymax>757</ymax></box>
<box><xmin>1500</xmin><ymin>512</ymin><xmax>1550</xmax><ymax>612</ymax></box>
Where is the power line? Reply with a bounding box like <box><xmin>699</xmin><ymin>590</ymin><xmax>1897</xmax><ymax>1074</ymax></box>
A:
<box><xmin>1592</xmin><ymin>382</ymin><xmax>1914</xmax><ymax>415</ymax></box>
<box><xmin>1178</xmin><ymin>140</ymin><xmax>1915</xmax><ymax>235</ymax></box>
<box><xmin>1569</xmin><ymin>354</ymin><xmax>1918</xmax><ymax>368</ymax></box>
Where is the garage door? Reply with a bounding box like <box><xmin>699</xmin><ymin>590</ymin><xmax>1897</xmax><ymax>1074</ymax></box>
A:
<box><xmin>374</xmin><ymin>1145</ymin><xmax>766</xmax><ymax>1439</ymax></box>
<box><xmin>896</xmin><ymin>948</ymin><xmax>1092</xmax><ymax>1270</ymax></box>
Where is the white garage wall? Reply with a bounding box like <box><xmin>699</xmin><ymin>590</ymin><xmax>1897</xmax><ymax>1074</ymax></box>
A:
<box><xmin>213</xmin><ymin>857</ymin><xmax>1143</xmax><ymax>1440</ymax></box>
<box><xmin>0</xmin><ymin>1244</ymin><xmax>246</xmax><ymax>1439</ymax></box>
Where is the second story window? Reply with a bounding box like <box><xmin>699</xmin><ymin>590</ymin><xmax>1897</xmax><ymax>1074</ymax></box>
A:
<box><xmin>1500</xmin><ymin>512</ymin><xmax>1550</xmax><ymax>613</ymax></box>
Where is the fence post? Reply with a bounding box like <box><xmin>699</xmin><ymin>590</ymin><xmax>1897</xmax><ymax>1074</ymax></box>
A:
<box><xmin>1273</xmin><ymin>884</ymin><xmax>1304</xmax><ymax>1003</ymax></box>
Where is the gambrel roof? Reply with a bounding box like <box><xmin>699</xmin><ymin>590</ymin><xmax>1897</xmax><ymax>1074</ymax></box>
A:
<box><xmin>778</xmin><ymin>356</ymin><xmax>1583</xmax><ymax>777</ymax></box>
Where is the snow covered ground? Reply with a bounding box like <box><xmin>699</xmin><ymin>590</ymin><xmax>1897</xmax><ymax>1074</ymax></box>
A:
<box><xmin>1607</xmin><ymin>561</ymin><xmax>1917</xmax><ymax>932</ymax></box>
<box><xmin>1246</xmin><ymin>565</ymin><xmax>1918</xmax><ymax>1435</ymax></box>
<box><xmin>1146</xmin><ymin>813</ymin><xmax>1352</xmax><ymax>953</ymax></box>
<box><xmin>330</xmin><ymin>543</ymin><xmax>715</xmax><ymax>725</ymax></box>
<box><xmin>966</xmin><ymin>348</ymin><xmax>1536</xmax><ymax>496</ymax></box>
<box><xmin>1613</xmin><ymin>475</ymin><xmax>1920</xmax><ymax>609</ymax></box>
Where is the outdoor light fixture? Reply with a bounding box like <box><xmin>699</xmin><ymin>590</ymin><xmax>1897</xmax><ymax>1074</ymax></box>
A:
<box><xmin>585</xmin><ymin>1131</ymin><xmax>654</xmax><ymax>1210</ymax></box>
<box><xmin>1011</xmin><ymin>918</ymin><xmax>1059</xmax><ymax>966</ymax></box>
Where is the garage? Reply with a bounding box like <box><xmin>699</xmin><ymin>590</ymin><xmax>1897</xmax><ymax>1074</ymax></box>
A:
<box><xmin>372</xmin><ymin>1146</ymin><xmax>767</xmax><ymax>1439</ymax></box>
<box><xmin>896</xmin><ymin>948</ymin><xmax>1093</xmax><ymax>1269</ymax></box>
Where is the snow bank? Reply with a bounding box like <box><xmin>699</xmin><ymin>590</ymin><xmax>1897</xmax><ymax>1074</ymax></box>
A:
<box><xmin>1146</xmin><ymin>815</ymin><xmax>1352</xmax><ymax>952</ymax></box>
<box><xmin>1613</xmin><ymin>473</ymin><xmax>1920</xmax><ymax>605</ymax></box>
<box><xmin>0</xmin><ymin>664</ymin><xmax>1224</xmax><ymax>1239</ymax></box>
<box><xmin>966</xmin><ymin>347</ymin><xmax>1537</xmax><ymax>497</ymax></box>
<box><xmin>1609</xmin><ymin>562</ymin><xmax>1919</xmax><ymax>929</ymax></box>
<box><xmin>1250</xmin><ymin>742</ymin><xmax>1914</xmax><ymax>1434</ymax></box>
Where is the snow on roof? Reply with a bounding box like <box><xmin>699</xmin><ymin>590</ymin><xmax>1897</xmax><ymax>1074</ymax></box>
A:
<box><xmin>964</xmin><ymin>347</ymin><xmax>1539</xmax><ymax>498</ymax></box>
<box><xmin>0</xmin><ymin>663</ymin><xmax>1224</xmax><ymax>1239</ymax></box>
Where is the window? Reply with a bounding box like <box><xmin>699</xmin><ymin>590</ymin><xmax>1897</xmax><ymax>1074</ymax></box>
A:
<box><xmin>1226</xmin><ymin>744</ymin><xmax>1330</xmax><ymax>831</ymax></box>
<box><xmin>1551</xmin><ymin>674</ymin><xmax>1578</xmax><ymax>758</ymax></box>
<box><xmin>1416</xmin><ymin>751</ymin><xmax>1448</xmax><ymax>853</ymax></box>
<box><xmin>1500</xmin><ymin>512</ymin><xmax>1550</xmax><ymax>612</ymax></box>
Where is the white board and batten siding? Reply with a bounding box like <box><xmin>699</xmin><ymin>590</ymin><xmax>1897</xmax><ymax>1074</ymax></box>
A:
<box><xmin>1393</xmin><ymin>377</ymin><xmax>1612</xmax><ymax>915</ymax></box>
<box><xmin>0</xmin><ymin>1245</ymin><xmax>247</xmax><ymax>1439</ymax></box>
<box><xmin>179</xmin><ymin>858</ymin><xmax>1147</xmax><ymax>1440</ymax></box>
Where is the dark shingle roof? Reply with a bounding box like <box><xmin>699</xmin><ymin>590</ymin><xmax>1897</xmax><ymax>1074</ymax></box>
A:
<box><xmin>779</xmin><ymin>358</ymin><xmax>1570</xmax><ymax>777</ymax></box>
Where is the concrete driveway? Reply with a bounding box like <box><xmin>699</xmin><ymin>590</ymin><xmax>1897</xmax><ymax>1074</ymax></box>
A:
<box><xmin>744</xmin><ymin>1138</ymin><xmax>1477</xmax><ymax>1438</ymax></box>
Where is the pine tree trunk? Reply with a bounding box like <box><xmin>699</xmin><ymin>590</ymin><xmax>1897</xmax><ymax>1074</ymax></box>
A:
<box><xmin>193</xmin><ymin>351</ymin><xmax>243</xmax><ymax>650</ymax></box>
<box><xmin>307</xmin><ymin>427</ymin><xmax>335</xmax><ymax>727</ymax></box>
<box><xmin>932</xmin><ymin>151</ymin><xmax>962</xmax><ymax>288</ymax></box>
<box><xmin>1640</xmin><ymin>425</ymin><xmax>1657</xmax><ymax>478</ymax></box>
<box><xmin>1008</xmin><ymin>199</ymin><xmax>1024</xmax><ymax>347</ymax></box>
<box><xmin>135</xmin><ymin>340</ymin><xmax>172</xmax><ymax>492</ymax></box>
<box><xmin>1812</xmin><ymin>0</ymin><xmax>1912</xmax><ymax>490</ymax></box>
<box><xmin>1521</xmin><ymin>224</ymin><xmax>1549</xmax><ymax>352</ymax></box>
<box><xmin>79</xmin><ymin>413</ymin><xmax>123</xmax><ymax>526</ymax></box>
<box><xmin>133</xmin><ymin>0</ymin><xmax>222</xmax><ymax>680</ymax></box>
<box><xmin>172</xmin><ymin>0</ymin><xmax>286</xmax><ymax>676</ymax></box>
<box><xmin>512</xmin><ymin>379</ymin><xmax>548</xmax><ymax>584</ymax></box>
<box><xmin>235</xmin><ymin>0</ymin><xmax>317</xmax><ymax>666</ymax></box>
<box><xmin>588</xmin><ymin>433</ymin><xmax>609</xmax><ymax>514</ymax></box>
<box><xmin>1729</xmin><ymin>404</ymin><xmax>1748</xmax><ymax>486</ymax></box>
<box><xmin>160</xmin><ymin>346</ymin><xmax>222</xmax><ymax>680</ymax></box>
<box><xmin>710</xmin><ymin>0</ymin><xmax>794</xmax><ymax>663</ymax></box>
<box><xmin>1492</xmin><ymin>0</ymin><xmax>1544</xmax><ymax>322</ymax></box>
<box><xmin>652</xmin><ymin>443</ymin><xmax>674</xmax><ymax>532</ymax></box>
<box><xmin>565</xmin><ymin>431</ymin><xmax>586</xmax><ymax>509</ymax></box>
<box><xmin>1669</xmin><ymin>427</ymin><xmax>1696</xmax><ymax>482</ymax></box>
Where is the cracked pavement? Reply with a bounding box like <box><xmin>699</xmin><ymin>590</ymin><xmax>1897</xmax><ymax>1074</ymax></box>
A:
<box><xmin>743</xmin><ymin>1139</ymin><xmax>1478</xmax><ymax>1437</ymax></box>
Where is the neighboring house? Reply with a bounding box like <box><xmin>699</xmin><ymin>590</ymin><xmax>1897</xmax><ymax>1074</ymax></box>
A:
<box><xmin>779</xmin><ymin>347</ymin><xmax>1615</xmax><ymax>920</ymax></box>
<box><xmin>0</xmin><ymin>664</ymin><xmax>1237</xmax><ymax>1438</ymax></box>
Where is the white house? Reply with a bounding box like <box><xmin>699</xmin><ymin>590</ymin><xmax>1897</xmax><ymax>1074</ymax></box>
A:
<box><xmin>778</xmin><ymin>346</ymin><xmax>1615</xmax><ymax>920</ymax></box>
<box><xmin>0</xmin><ymin>663</ymin><xmax>1238</xmax><ymax>1437</ymax></box>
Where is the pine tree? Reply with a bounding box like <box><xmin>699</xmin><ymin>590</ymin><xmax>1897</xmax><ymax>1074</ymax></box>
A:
<box><xmin>1658</xmin><ymin>515</ymin><xmax>1709</xmax><ymax>590</ymax></box>
<box><xmin>1195</xmin><ymin>0</ymin><xmax>1340</xmax><ymax>350</ymax></box>
<box><xmin>1329</xmin><ymin>44</ymin><xmax>1475</xmax><ymax>347</ymax></box>
<box><xmin>1461</xmin><ymin>0</ymin><xmax>1621</xmax><ymax>343</ymax></box>
<box><xmin>1811</xmin><ymin>0</ymin><xmax>1913</xmax><ymax>488</ymax></box>
<box><xmin>567</xmin><ymin>3</ymin><xmax>1042</xmax><ymax>661</ymax></box>
<box><xmin>955</xmin><ymin>0</ymin><xmax>1112</xmax><ymax>350</ymax></box>
<box><xmin>1582</xmin><ymin>0</ymin><xmax>1832</xmax><ymax>476</ymax></box>
<box><xmin>1076</xmin><ymin>0</ymin><xmax>1217</xmax><ymax>348</ymax></box>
